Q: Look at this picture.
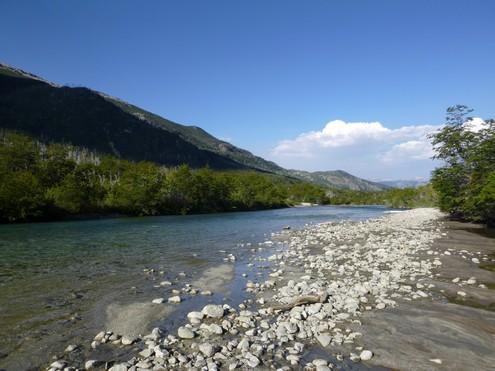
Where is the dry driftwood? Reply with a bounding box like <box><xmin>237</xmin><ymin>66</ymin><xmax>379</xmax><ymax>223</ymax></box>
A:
<box><xmin>272</xmin><ymin>292</ymin><xmax>329</xmax><ymax>312</ymax></box>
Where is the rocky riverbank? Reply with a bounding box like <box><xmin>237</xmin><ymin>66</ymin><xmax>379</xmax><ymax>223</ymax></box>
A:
<box><xmin>45</xmin><ymin>208</ymin><xmax>495</xmax><ymax>371</ymax></box>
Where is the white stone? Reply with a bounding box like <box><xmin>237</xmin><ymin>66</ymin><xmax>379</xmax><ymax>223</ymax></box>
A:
<box><xmin>199</xmin><ymin>342</ymin><xmax>215</xmax><ymax>357</ymax></box>
<box><xmin>429</xmin><ymin>359</ymin><xmax>443</xmax><ymax>364</ymax></box>
<box><xmin>244</xmin><ymin>352</ymin><xmax>260</xmax><ymax>367</ymax></box>
<box><xmin>187</xmin><ymin>311</ymin><xmax>204</xmax><ymax>322</ymax></box>
<box><xmin>168</xmin><ymin>295</ymin><xmax>181</xmax><ymax>304</ymax></box>
<box><xmin>177</xmin><ymin>326</ymin><xmax>194</xmax><ymax>339</ymax></box>
<box><xmin>360</xmin><ymin>350</ymin><xmax>373</xmax><ymax>361</ymax></box>
<box><xmin>202</xmin><ymin>304</ymin><xmax>224</xmax><ymax>318</ymax></box>
<box><xmin>316</xmin><ymin>333</ymin><xmax>332</xmax><ymax>347</ymax></box>
<box><xmin>85</xmin><ymin>360</ymin><xmax>100</xmax><ymax>370</ymax></box>
<box><xmin>121</xmin><ymin>336</ymin><xmax>137</xmax><ymax>345</ymax></box>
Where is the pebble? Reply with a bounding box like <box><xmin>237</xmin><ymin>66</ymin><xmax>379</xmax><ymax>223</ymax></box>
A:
<box><xmin>84</xmin><ymin>360</ymin><xmax>100</xmax><ymax>369</ymax></box>
<box><xmin>152</xmin><ymin>298</ymin><xmax>165</xmax><ymax>304</ymax></box>
<box><xmin>316</xmin><ymin>334</ymin><xmax>332</xmax><ymax>347</ymax></box>
<box><xmin>187</xmin><ymin>311</ymin><xmax>204</xmax><ymax>323</ymax></box>
<box><xmin>121</xmin><ymin>336</ymin><xmax>137</xmax><ymax>345</ymax></box>
<box><xmin>64</xmin><ymin>344</ymin><xmax>78</xmax><ymax>352</ymax></box>
<box><xmin>168</xmin><ymin>295</ymin><xmax>181</xmax><ymax>303</ymax></box>
<box><xmin>202</xmin><ymin>304</ymin><xmax>224</xmax><ymax>318</ymax></box>
<box><xmin>50</xmin><ymin>361</ymin><xmax>67</xmax><ymax>369</ymax></box>
<box><xmin>429</xmin><ymin>358</ymin><xmax>443</xmax><ymax>364</ymax></box>
<box><xmin>108</xmin><ymin>364</ymin><xmax>128</xmax><ymax>371</ymax></box>
<box><xmin>360</xmin><ymin>350</ymin><xmax>373</xmax><ymax>361</ymax></box>
<box><xmin>199</xmin><ymin>342</ymin><xmax>215</xmax><ymax>357</ymax></box>
<box><xmin>244</xmin><ymin>352</ymin><xmax>260</xmax><ymax>367</ymax></box>
<box><xmin>177</xmin><ymin>326</ymin><xmax>195</xmax><ymax>339</ymax></box>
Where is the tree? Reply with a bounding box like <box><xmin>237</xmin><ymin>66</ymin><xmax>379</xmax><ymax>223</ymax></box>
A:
<box><xmin>430</xmin><ymin>106</ymin><xmax>495</xmax><ymax>224</ymax></box>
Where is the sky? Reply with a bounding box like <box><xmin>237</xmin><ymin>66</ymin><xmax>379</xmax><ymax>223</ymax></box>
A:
<box><xmin>1</xmin><ymin>0</ymin><xmax>494</xmax><ymax>180</ymax></box>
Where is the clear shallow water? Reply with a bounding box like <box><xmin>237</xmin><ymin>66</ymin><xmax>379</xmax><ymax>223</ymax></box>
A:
<box><xmin>0</xmin><ymin>205</ymin><xmax>391</xmax><ymax>370</ymax></box>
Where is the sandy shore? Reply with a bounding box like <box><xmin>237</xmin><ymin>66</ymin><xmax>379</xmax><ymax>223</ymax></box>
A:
<box><xmin>44</xmin><ymin>208</ymin><xmax>495</xmax><ymax>371</ymax></box>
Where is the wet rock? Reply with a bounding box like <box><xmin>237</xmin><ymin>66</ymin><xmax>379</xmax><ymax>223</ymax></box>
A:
<box><xmin>152</xmin><ymin>298</ymin><xmax>165</xmax><ymax>304</ymax></box>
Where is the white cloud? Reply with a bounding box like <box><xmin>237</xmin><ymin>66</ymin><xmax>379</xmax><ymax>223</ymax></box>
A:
<box><xmin>269</xmin><ymin>119</ymin><xmax>442</xmax><ymax>180</ymax></box>
<box><xmin>463</xmin><ymin>117</ymin><xmax>487</xmax><ymax>133</ymax></box>
<box><xmin>380</xmin><ymin>140</ymin><xmax>435</xmax><ymax>163</ymax></box>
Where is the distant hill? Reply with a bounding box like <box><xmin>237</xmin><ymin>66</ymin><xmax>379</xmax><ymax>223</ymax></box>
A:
<box><xmin>0</xmin><ymin>62</ymin><xmax>386</xmax><ymax>191</ymax></box>
<box><xmin>379</xmin><ymin>179</ymin><xmax>428</xmax><ymax>188</ymax></box>
<box><xmin>287</xmin><ymin>170</ymin><xmax>389</xmax><ymax>191</ymax></box>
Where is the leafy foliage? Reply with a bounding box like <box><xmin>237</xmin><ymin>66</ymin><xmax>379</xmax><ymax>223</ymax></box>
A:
<box><xmin>430</xmin><ymin>105</ymin><xmax>495</xmax><ymax>225</ymax></box>
<box><xmin>327</xmin><ymin>184</ymin><xmax>437</xmax><ymax>209</ymax></box>
<box><xmin>0</xmin><ymin>131</ymin><xmax>329</xmax><ymax>222</ymax></box>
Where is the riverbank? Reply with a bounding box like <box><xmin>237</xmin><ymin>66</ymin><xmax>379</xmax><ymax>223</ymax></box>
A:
<box><xmin>41</xmin><ymin>208</ymin><xmax>494</xmax><ymax>371</ymax></box>
<box><xmin>0</xmin><ymin>206</ymin><xmax>390</xmax><ymax>370</ymax></box>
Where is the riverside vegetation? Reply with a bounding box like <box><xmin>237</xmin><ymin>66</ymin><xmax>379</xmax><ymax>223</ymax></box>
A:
<box><xmin>430</xmin><ymin>105</ymin><xmax>495</xmax><ymax>226</ymax></box>
<box><xmin>0</xmin><ymin>130</ymin><xmax>436</xmax><ymax>223</ymax></box>
<box><xmin>0</xmin><ymin>131</ymin><xmax>329</xmax><ymax>222</ymax></box>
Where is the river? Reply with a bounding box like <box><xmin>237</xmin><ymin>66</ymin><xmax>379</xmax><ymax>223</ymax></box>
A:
<box><xmin>0</xmin><ymin>205</ymin><xmax>392</xmax><ymax>370</ymax></box>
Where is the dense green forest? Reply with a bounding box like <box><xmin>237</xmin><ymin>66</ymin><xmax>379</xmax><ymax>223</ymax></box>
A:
<box><xmin>327</xmin><ymin>184</ymin><xmax>437</xmax><ymax>209</ymax></box>
<box><xmin>430</xmin><ymin>105</ymin><xmax>495</xmax><ymax>226</ymax></box>
<box><xmin>0</xmin><ymin>131</ymin><xmax>329</xmax><ymax>222</ymax></box>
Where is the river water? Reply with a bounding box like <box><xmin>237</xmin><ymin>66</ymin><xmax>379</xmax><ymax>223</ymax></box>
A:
<box><xmin>0</xmin><ymin>206</ymin><xmax>392</xmax><ymax>370</ymax></box>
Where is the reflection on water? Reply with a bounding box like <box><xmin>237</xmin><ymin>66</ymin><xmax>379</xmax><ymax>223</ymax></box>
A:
<box><xmin>0</xmin><ymin>205</ymin><xmax>390</xmax><ymax>369</ymax></box>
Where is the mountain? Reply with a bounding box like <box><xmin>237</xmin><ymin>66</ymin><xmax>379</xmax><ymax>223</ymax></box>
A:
<box><xmin>0</xmin><ymin>63</ymin><xmax>282</xmax><ymax>172</ymax></box>
<box><xmin>379</xmin><ymin>179</ymin><xmax>428</xmax><ymax>188</ymax></box>
<box><xmin>0</xmin><ymin>62</ymin><xmax>384</xmax><ymax>191</ymax></box>
<box><xmin>287</xmin><ymin>170</ymin><xmax>389</xmax><ymax>191</ymax></box>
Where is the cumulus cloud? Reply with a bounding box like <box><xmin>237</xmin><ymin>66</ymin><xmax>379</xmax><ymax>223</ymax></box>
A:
<box><xmin>269</xmin><ymin>119</ymin><xmax>442</xmax><ymax>180</ymax></box>
<box><xmin>380</xmin><ymin>140</ymin><xmax>435</xmax><ymax>162</ymax></box>
<box><xmin>463</xmin><ymin>117</ymin><xmax>487</xmax><ymax>133</ymax></box>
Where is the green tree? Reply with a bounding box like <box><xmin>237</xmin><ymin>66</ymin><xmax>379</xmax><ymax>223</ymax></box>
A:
<box><xmin>105</xmin><ymin>161</ymin><xmax>165</xmax><ymax>216</ymax></box>
<box><xmin>431</xmin><ymin>106</ymin><xmax>494</xmax><ymax>224</ymax></box>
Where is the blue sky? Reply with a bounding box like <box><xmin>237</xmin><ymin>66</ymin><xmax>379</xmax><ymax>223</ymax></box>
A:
<box><xmin>1</xmin><ymin>0</ymin><xmax>494</xmax><ymax>179</ymax></box>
